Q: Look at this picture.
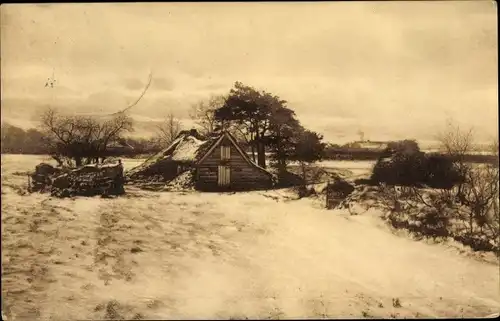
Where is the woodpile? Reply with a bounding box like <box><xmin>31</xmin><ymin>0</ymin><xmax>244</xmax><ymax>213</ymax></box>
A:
<box><xmin>30</xmin><ymin>162</ymin><xmax>125</xmax><ymax>198</ymax></box>
<box><xmin>29</xmin><ymin>163</ymin><xmax>62</xmax><ymax>193</ymax></box>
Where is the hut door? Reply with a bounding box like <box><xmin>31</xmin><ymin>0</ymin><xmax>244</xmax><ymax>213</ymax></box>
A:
<box><xmin>217</xmin><ymin>166</ymin><xmax>231</xmax><ymax>187</ymax></box>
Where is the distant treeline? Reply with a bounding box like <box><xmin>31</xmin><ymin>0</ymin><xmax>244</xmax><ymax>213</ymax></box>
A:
<box><xmin>1</xmin><ymin>123</ymin><xmax>496</xmax><ymax>164</ymax></box>
<box><xmin>1</xmin><ymin>123</ymin><xmax>47</xmax><ymax>154</ymax></box>
<box><xmin>323</xmin><ymin>146</ymin><xmax>497</xmax><ymax>164</ymax></box>
<box><xmin>1</xmin><ymin>123</ymin><xmax>162</xmax><ymax>156</ymax></box>
<box><xmin>324</xmin><ymin>147</ymin><xmax>381</xmax><ymax>160</ymax></box>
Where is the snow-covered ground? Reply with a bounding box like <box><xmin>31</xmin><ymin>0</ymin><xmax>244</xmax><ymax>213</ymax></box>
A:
<box><xmin>291</xmin><ymin>160</ymin><xmax>375</xmax><ymax>177</ymax></box>
<box><xmin>424</xmin><ymin>149</ymin><xmax>496</xmax><ymax>155</ymax></box>
<box><xmin>1</xmin><ymin>155</ymin><xmax>499</xmax><ymax>319</ymax></box>
<box><xmin>285</xmin><ymin>160</ymin><xmax>375</xmax><ymax>183</ymax></box>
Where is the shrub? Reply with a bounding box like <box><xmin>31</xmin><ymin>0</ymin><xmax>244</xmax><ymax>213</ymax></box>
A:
<box><xmin>325</xmin><ymin>179</ymin><xmax>355</xmax><ymax>208</ymax></box>
<box><xmin>353</xmin><ymin>178</ymin><xmax>377</xmax><ymax>186</ymax></box>
<box><xmin>371</xmin><ymin>151</ymin><xmax>427</xmax><ymax>187</ymax></box>
<box><xmin>327</xmin><ymin>179</ymin><xmax>355</xmax><ymax>198</ymax></box>
<box><xmin>386</xmin><ymin>140</ymin><xmax>420</xmax><ymax>155</ymax></box>
<box><xmin>416</xmin><ymin>209</ymin><xmax>451</xmax><ymax>238</ymax></box>
<box><xmin>376</xmin><ymin>130</ymin><xmax>498</xmax><ymax>254</ymax></box>
<box><xmin>453</xmin><ymin>233</ymin><xmax>498</xmax><ymax>253</ymax></box>
<box><xmin>381</xmin><ymin>186</ymin><xmax>452</xmax><ymax>240</ymax></box>
<box><xmin>423</xmin><ymin>154</ymin><xmax>463</xmax><ymax>189</ymax></box>
<box><xmin>379</xmin><ymin>183</ymin><xmax>499</xmax><ymax>254</ymax></box>
<box><xmin>371</xmin><ymin>141</ymin><xmax>463</xmax><ymax>188</ymax></box>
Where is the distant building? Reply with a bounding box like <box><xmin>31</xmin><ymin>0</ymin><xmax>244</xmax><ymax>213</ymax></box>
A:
<box><xmin>344</xmin><ymin>140</ymin><xmax>388</xmax><ymax>150</ymax></box>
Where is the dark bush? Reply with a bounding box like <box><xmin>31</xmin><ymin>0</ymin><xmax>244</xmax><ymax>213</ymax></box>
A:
<box><xmin>371</xmin><ymin>141</ymin><xmax>463</xmax><ymax>188</ymax></box>
<box><xmin>453</xmin><ymin>234</ymin><xmax>498</xmax><ymax>253</ymax></box>
<box><xmin>416</xmin><ymin>210</ymin><xmax>451</xmax><ymax>238</ymax></box>
<box><xmin>386</xmin><ymin>206</ymin><xmax>451</xmax><ymax>240</ymax></box>
<box><xmin>327</xmin><ymin>179</ymin><xmax>355</xmax><ymax>198</ymax></box>
<box><xmin>386</xmin><ymin>140</ymin><xmax>420</xmax><ymax>155</ymax></box>
<box><xmin>371</xmin><ymin>152</ymin><xmax>427</xmax><ymax>187</ymax></box>
<box><xmin>353</xmin><ymin>178</ymin><xmax>376</xmax><ymax>186</ymax></box>
<box><xmin>325</xmin><ymin>179</ymin><xmax>355</xmax><ymax>208</ymax></box>
<box><xmin>423</xmin><ymin>154</ymin><xmax>464</xmax><ymax>189</ymax></box>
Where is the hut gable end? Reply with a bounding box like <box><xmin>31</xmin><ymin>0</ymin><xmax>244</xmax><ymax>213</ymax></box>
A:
<box><xmin>195</xmin><ymin>131</ymin><xmax>273</xmax><ymax>191</ymax></box>
<box><xmin>197</xmin><ymin>136</ymin><xmax>248</xmax><ymax>167</ymax></box>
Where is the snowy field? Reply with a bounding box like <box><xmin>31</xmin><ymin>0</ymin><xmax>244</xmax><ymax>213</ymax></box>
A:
<box><xmin>1</xmin><ymin>154</ymin><xmax>499</xmax><ymax>319</ymax></box>
<box><xmin>289</xmin><ymin>160</ymin><xmax>376</xmax><ymax>180</ymax></box>
<box><xmin>289</xmin><ymin>159</ymin><xmax>376</xmax><ymax>171</ymax></box>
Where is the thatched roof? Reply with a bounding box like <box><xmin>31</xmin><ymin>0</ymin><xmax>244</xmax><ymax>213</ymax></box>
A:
<box><xmin>126</xmin><ymin>129</ymin><xmax>218</xmax><ymax>178</ymax></box>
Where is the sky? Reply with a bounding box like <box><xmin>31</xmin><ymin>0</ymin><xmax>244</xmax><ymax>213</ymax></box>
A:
<box><xmin>1</xmin><ymin>2</ymin><xmax>498</xmax><ymax>147</ymax></box>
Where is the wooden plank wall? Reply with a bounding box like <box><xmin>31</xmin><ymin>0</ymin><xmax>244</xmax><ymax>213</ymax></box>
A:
<box><xmin>196</xmin><ymin>137</ymin><xmax>272</xmax><ymax>191</ymax></box>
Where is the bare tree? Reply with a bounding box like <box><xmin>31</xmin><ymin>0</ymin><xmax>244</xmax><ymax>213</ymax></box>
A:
<box><xmin>436</xmin><ymin>121</ymin><xmax>475</xmax><ymax>198</ymax></box>
<box><xmin>40</xmin><ymin>107</ymin><xmax>133</xmax><ymax>167</ymax></box>
<box><xmin>156</xmin><ymin>112</ymin><xmax>182</xmax><ymax>147</ymax></box>
<box><xmin>189</xmin><ymin>94</ymin><xmax>226</xmax><ymax>136</ymax></box>
<box><xmin>93</xmin><ymin>113</ymin><xmax>134</xmax><ymax>162</ymax></box>
<box><xmin>437</xmin><ymin>121</ymin><xmax>475</xmax><ymax>155</ymax></box>
<box><xmin>435</xmin><ymin>122</ymin><xmax>499</xmax><ymax>238</ymax></box>
<box><xmin>436</xmin><ymin>121</ymin><xmax>475</xmax><ymax>166</ymax></box>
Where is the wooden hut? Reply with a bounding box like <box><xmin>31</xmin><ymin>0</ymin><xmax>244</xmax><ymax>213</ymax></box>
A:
<box><xmin>126</xmin><ymin>129</ymin><xmax>274</xmax><ymax>191</ymax></box>
<box><xmin>194</xmin><ymin>131</ymin><xmax>274</xmax><ymax>191</ymax></box>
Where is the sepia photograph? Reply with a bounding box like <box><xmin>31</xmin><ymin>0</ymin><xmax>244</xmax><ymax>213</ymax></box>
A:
<box><xmin>1</xmin><ymin>1</ymin><xmax>499</xmax><ymax>320</ymax></box>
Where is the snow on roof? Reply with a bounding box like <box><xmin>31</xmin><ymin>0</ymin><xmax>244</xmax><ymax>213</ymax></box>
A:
<box><xmin>126</xmin><ymin>133</ymin><xmax>212</xmax><ymax>177</ymax></box>
<box><xmin>171</xmin><ymin>136</ymin><xmax>205</xmax><ymax>161</ymax></box>
<box><xmin>126</xmin><ymin>135</ymin><xmax>185</xmax><ymax>176</ymax></box>
<box><xmin>145</xmin><ymin>135</ymin><xmax>184</xmax><ymax>163</ymax></box>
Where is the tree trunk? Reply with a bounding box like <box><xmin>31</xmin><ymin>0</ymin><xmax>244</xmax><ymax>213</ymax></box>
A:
<box><xmin>300</xmin><ymin>162</ymin><xmax>307</xmax><ymax>181</ymax></box>
<box><xmin>276</xmin><ymin>133</ymin><xmax>286</xmax><ymax>173</ymax></box>
<box><xmin>251</xmin><ymin>144</ymin><xmax>256</xmax><ymax>162</ymax></box>
<box><xmin>470</xmin><ymin>213</ymin><xmax>474</xmax><ymax>235</ymax></box>
<box><xmin>75</xmin><ymin>157</ymin><xmax>82</xmax><ymax>167</ymax></box>
<box><xmin>257</xmin><ymin>142</ymin><xmax>266</xmax><ymax>168</ymax></box>
<box><xmin>254</xmin><ymin>130</ymin><xmax>266</xmax><ymax>168</ymax></box>
<box><xmin>279</xmin><ymin>159</ymin><xmax>286</xmax><ymax>174</ymax></box>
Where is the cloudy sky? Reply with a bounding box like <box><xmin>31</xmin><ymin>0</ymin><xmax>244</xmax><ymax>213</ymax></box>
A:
<box><xmin>1</xmin><ymin>2</ymin><xmax>497</xmax><ymax>146</ymax></box>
